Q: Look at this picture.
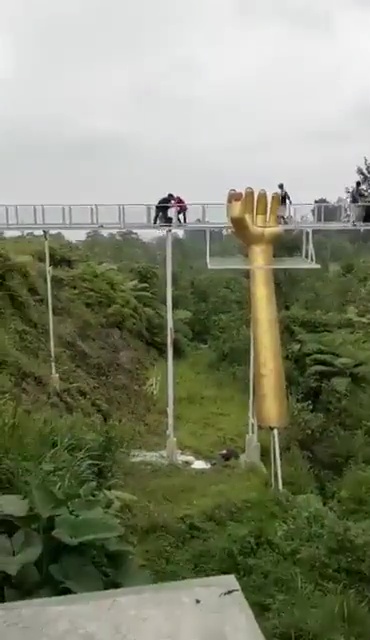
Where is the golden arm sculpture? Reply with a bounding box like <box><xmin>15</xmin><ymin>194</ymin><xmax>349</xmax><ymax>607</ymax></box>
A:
<box><xmin>227</xmin><ymin>188</ymin><xmax>288</xmax><ymax>429</ymax></box>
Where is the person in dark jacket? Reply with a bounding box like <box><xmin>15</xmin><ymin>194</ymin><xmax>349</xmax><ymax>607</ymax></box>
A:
<box><xmin>277</xmin><ymin>182</ymin><xmax>292</xmax><ymax>224</ymax></box>
<box><xmin>350</xmin><ymin>180</ymin><xmax>369</xmax><ymax>223</ymax></box>
<box><xmin>153</xmin><ymin>193</ymin><xmax>175</xmax><ymax>224</ymax></box>
<box><xmin>350</xmin><ymin>180</ymin><xmax>365</xmax><ymax>205</ymax></box>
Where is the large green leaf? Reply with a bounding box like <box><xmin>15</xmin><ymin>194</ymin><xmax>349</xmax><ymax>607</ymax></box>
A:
<box><xmin>49</xmin><ymin>554</ymin><xmax>104</xmax><ymax>593</ymax></box>
<box><xmin>104</xmin><ymin>489</ymin><xmax>137</xmax><ymax>512</ymax></box>
<box><xmin>0</xmin><ymin>534</ymin><xmax>13</xmax><ymax>563</ymax></box>
<box><xmin>102</xmin><ymin>536</ymin><xmax>133</xmax><ymax>553</ymax></box>
<box><xmin>80</xmin><ymin>482</ymin><xmax>98</xmax><ymax>499</ymax></box>
<box><xmin>13</xmin><ymin>563</ymin><xmax>40</xmax><ymax>593</ymax></box>
<box><xmin>69</xmin><ymin>498</ymin><xmax>105</xmax><ymax>516</ymax></box>
<box><xmin>335</xmin><ymin>357</ymin><xmax>358</xmax><ymax>368</ymax></box>
<box><xmin>4</xmin><ymin>587</ymin><xmax>22</xmax><ymax>602</ymax></box>
<box><xmin>0</xmin><ymin>495</ymin><xmax>29</xmax><ymax>518</ymax></box>
<box><xmin>30</xmin><ymin>586</ymin><xmax>56</xmax><ymax>599</ymax></box>
<box><xmin>0</xmin><ymin>529</ymin><xmax>42</xmax><ymax>576</ymax></box>
<box><xmin>307</xmin><ymin>365</ymin><xmax>339</xmax><ymax>377</ymax></box>
<box><xmin>52</xmin><ymin>513</ymin><xmax>123</xmax><ymax>545</ymax></box>
<box><xmin>113</xmin><ymin>555</ymin><xmax>152</xmax><ymax>588</ymax></box>
<box><xmin>104</xmin><ymin>490</ymin><xmax>137</xmax><ymax>504</ymax></box>
<box><xmin>174</xmin><ymin>309</ymin><xmax>192</xmax><ymax>322</ymax></box>
<box><xmin>331</xmin><ymin>377</ymin><xmax>351</xmax><ymax>393</ymax></box>
<box><xmin>31</xmin><ymin>483</ymin><xmax>66</xmax><ymax>518</ymax></box>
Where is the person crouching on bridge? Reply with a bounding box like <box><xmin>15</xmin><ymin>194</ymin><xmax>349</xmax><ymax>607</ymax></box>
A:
<box><xmin>277</xmin><ymin>182</ymin><xmax>292</xmax><ymax>224</ymax></box>
<box><xmin>174</xmin><ymin>195</ymin><xmax>188</xmax><ymax>224</ymax></box>
<box><xmin>153</xmin><ymin>193</ymin><xmax>175</xmax><ymax>224</ymax></box>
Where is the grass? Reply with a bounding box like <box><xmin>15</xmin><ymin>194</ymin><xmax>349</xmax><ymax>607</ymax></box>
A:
<box><xmin>123</xmin><ymin>463</ymin><xmax>267</xmax><ymax>519</ymax></box>
<box><xmin>123</xmin><ymin>350</ymin><xmax>268</xmax><ymax>518</ymax></box>
<box><xmin>155</xmin><ymin>350</ymin><xmax>248</xmax><ymax>456</ymax></box>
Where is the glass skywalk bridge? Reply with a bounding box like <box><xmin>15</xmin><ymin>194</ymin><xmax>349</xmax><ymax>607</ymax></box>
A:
<box><xmin>0</xmin><ymin>200</ymin><xmax>367</xmax><ymax>232</ymax></box>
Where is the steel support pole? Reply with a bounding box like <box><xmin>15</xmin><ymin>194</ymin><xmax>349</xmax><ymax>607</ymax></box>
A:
<box><xmin>248</xmin><ymin>322</ymin><xmax>254</xmax><ymax>437</ymax></box>
<box><xmin>270</xmin><ymin>429</ymin><xmax>275</xmax><ymax>489</ymax></box>
<box><xmin>242</xmin><ymin>318</ymin><xmax>261</xmax><ymax>466</ymax></box>
<box><xmin>165</xmin><ymin>229</ymin><xmax>177</xmax><ymax>462</ymax></box>
<box><xmin>271</xmin><ymin>427</ymin><xmax>283</xmax><ymax>491</ymax></box>
<box><xmin>43</xmin><ymin>231</ymin><xmax>59</xmax><ymax>389</ymax></box>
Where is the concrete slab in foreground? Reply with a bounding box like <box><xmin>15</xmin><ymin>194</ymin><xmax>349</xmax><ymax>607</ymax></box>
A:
<box><xmin>0</xmin><ymin>574</ymin><xmax>266</xmax><ymax>640</ymax></box>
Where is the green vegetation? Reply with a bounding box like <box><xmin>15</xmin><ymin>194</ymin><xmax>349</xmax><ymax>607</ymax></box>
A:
<box><xmin>156</xmin><ymin>351</ymin><xmax>248</xmax><ymax>454</ymax></box>
<box><xmin>3</xmin><ymin>178</ymin><xmax>370</xmax><ymax>638</ymax></box>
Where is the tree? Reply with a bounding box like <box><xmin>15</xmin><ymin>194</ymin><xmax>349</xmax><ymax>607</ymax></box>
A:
<box><xmin>355</xmin><ymin>156</ymin><xmax>370</xmax><ymax>191</ymax></box>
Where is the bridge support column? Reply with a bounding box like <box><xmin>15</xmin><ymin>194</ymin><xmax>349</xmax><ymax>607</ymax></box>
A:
<box><xmin>165</xmin><ymin>229</ymin><xmax>177</xmax><ymax>462</ymax></box>
<box><xmin>43</xmin><ymin>230</ymin><xmax>59</xmax><ymax>390</ymax></box>
<box><xmin>240</xmin><ymin>322</ymin><xmax>263</xmax><ymax>469</ymax></box>
<box><xmin>270</xmin><ymin>427</ymin><xmax>283</xmax><ymax>491</ymax></box>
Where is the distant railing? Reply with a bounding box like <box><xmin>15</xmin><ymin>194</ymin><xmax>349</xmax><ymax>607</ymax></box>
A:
<box><xmin>1</xmin><ymin>201</ymin><xmax>370</xmax><ymax>230</ymax></box>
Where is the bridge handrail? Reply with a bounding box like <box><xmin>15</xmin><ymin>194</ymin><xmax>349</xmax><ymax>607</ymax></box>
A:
<box><xmin>0</xmin><ymin>200</ymin><xmax>354</xmax><ymax>207</ymax></box>
<box><xmin>1</xmin><ymin>200</ymin><xmax>370</xmax><ymax>231</ymax></box>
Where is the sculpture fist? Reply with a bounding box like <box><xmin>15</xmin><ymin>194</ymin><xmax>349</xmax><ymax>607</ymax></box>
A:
<box><xmin>227</xmin><ymin>188</ymin><xmax>282</xmax><ymax>246</ymax></box>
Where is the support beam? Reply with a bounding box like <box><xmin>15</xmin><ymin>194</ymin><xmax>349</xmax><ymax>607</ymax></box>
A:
<box><xmin>43</xmin><ymin>231</ymin><xmax>59</xmax><ymax>390</ymax></box>
<box><xmin>241</xmin><ymin>322</ymin><xmax>262</xmax><ymax>468</ymax></box>
<box><xmin>165</xmin><ymin>229</ymin><xmax>177</xmax><ymax>462</ymax></box>
<box><xmin>270</xmin><ymin>428</ymin><xmax>283</xmax><ymax>491</ymax></box>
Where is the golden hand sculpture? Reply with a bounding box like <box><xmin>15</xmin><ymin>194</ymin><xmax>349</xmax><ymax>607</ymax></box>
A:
<box><xmin>227</xmin><ymin>188</ymin><xmax>288</xmax><ymax>429</ymax></box>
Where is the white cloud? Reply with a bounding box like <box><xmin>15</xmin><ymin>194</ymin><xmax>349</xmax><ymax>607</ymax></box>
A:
<box><xmin>0</xmin><ymin>0</ymin><xmax>369</xmax><ymax>206</ymax></box>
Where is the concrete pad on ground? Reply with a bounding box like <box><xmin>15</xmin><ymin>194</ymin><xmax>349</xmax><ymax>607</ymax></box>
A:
<box><xmin>0</xmin><ymin>574</ymin><xmax>266</xmax><ymax>640</ymax></box>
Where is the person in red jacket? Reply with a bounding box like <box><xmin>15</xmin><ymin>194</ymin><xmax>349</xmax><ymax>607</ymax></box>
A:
<box><xmin>174</xmin><ymin>195</ymin><xmax>188</xmax><ymax>224</ymax></box>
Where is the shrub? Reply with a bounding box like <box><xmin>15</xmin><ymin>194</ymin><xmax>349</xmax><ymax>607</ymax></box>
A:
<box><xmin>0</xmin><ymin>483</ymin><xmax>150</xmax><ymax>603</ymax></box>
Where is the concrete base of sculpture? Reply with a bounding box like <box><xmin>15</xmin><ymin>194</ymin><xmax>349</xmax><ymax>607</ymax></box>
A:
<box><xmin>239</xmin><ymin>435</ymin><xmax>266</xmax><ymax>473</ymax></box>
<box><xmin>165</xmin><ymin>436</ymin><xmax>178</xmax><ymax>463</ymax></box>
<box><xmin>0</xmin><ymin>575</ymin><xmax>266</xmax><ymax>640</ymax></box>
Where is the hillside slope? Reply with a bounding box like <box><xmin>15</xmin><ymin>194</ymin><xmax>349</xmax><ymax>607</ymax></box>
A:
<box><xmin>0</xmin><ymin>236</ymin><xmax>166</xmax><ymax>443</ymax></box>
<box><xmin>4</xmin><ymin>231</ymin><xmax>370</xmax><ymax>638</ymax></box>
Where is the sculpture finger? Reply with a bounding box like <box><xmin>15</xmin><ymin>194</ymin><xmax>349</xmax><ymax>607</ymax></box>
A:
<box><xmin>227</xmin><ymin>189</ymin><xmax>248</xmax><ymax>239</ymax></box>
<box><xmin>241</xmin><ymin>188</ymin><xmax>255</xmax><ymax>224</ymax></box>
<box><xmin>255</xmin><ymin>190</ymin><xmax>268</xmax><ymax>227</ymax></box>
<box><xmin>268</xmin><ymin>192</ymin><xmax>281</xmax><ymax>227</ymax></box>
<box><xmin>227</xmin><ymin>189</ymin><xmax>243</xmax><ymax>222</ymax></box>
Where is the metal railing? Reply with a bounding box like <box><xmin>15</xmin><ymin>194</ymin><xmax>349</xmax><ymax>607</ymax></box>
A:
<box><xmin>1</xmin><ymin>201</ymin><xmax>369</xmax><ymax>231</ymax></box>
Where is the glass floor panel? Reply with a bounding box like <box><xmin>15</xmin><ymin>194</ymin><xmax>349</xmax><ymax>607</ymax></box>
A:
<box><xmin>207</xmin><ymin>255</ymin><xmax>321</xmax><ymax>270</ymax></box>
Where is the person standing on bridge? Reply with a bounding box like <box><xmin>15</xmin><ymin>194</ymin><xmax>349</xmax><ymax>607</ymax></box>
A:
<box><xmin>277</xmin><ymin>183</ymin><xmax>292</xmax><ymax>224</ymax></box>
<box><xmin>153</xmin><ymin>193</ymin><xmax>175</xmax><ymax>225</ymax></box>
<box><xmin>350</xmin><ymin>180</ymin><xmax>367</xmax><ymax>223</ymax></box>
<box><xmin>174</xmin><ymin>195</ymin><xmax>188</xmax><ymax>224</ymax></box>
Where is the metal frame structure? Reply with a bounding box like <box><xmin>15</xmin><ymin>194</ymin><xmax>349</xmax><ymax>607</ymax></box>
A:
<box><xmin>1</xmin><ymin>200</ymin><xmax>370</xmax><ymax>232</ymax></box>
<box><xmin>2</xmin><ymin>201</ymin><xmax>368</xmax><ymax>487</ymax></box>
<box><xmin>206</xmin><ymin>228</ymin><xmax>319</xmax><ymax>270</ymax></box>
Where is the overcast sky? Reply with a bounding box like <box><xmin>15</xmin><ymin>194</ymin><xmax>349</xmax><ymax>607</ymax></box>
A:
<box><xmin>0</xmin><ymin>0</ymin><xmax>369</xmax><ymax>207</ymax></box>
